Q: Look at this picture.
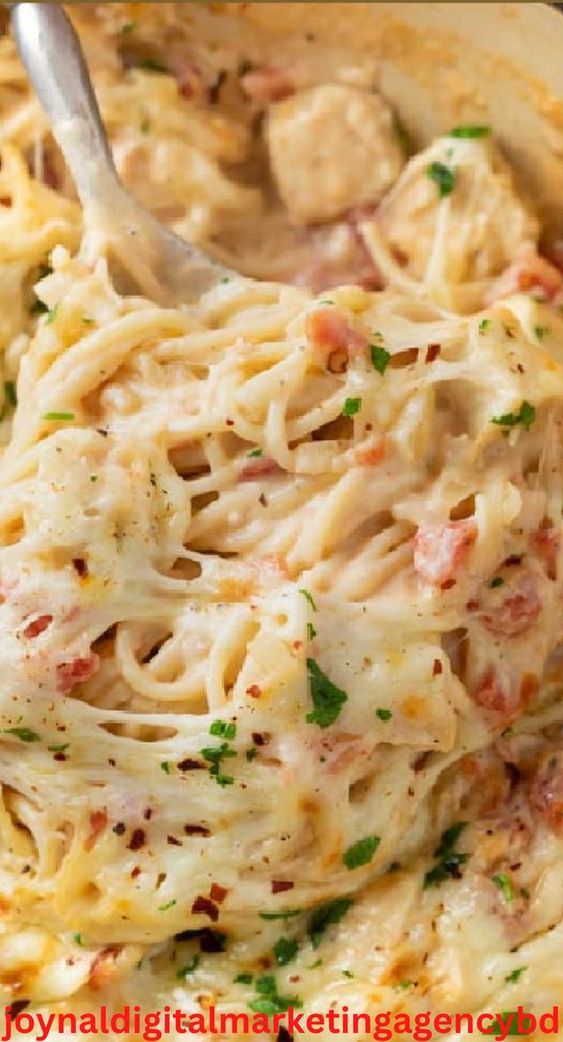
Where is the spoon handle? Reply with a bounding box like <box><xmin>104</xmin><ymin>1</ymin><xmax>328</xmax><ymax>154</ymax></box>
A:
<box><xmin>11</xmin><ymin>3</ymin><xmax>119</xmax><ymax>202</ymax></box>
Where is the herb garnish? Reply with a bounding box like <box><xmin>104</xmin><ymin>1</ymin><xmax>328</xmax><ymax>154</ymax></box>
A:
<box><xmin>3</xmin><ymin>727</ymin><xmax>40</xmax><ymax>743</ymax></box>
<box><xmin>448</xmin><ymin>125</ymin><xmax>491</xmax><ymax>138</ymax></box>
<box><xmin>505</xmin><ymin>966</ymin><xmax>527</xmax><ymax>984</ymax></box>
<box><xmin>492</xmin><ymin>873</ymin><xmax>515</xmax><ymax>902</ymax></box>
<box><xmin>249</xmin><ymin>975</ymin><xmax>302</xmax><ymax>1014</ymax></box>
<box><xmin>235</xmin><ymin>972</ymin><xmax>253</xmax><ymax>984</ymax></box>
<box><xmin>375</xmin><ymin>707</ymin><xmax>392</xmax><ymax>721</ymax></box>
<box><xmin>308</xmin><ymin>897</ymin><xmax>353</xmax><ymax>949</ymax></box>
<box><xmin>423</xmin><ymin>821</ymin><xmax>469</xmax><ymax>888</ymax></box>
<box><xmin>479</xmin><ymin>318</ymin><xmax>491</xmax><ymax>335</ymax></box>
<box><xmin>343</xmin><ymin>835</ymin><xmax>380</xmax><ymax>870</ymax></box>
<box><xmin>273</xmin><ymin>937</ymin><xmax>298</xmax><ymax>966</ymax></box>
<box><xmin>491</xmin><ymin>401</ymin><xmax>535</xmax><ymax>433</ymax></box>
<box><xmin>306</xmin><ymin>658</ymin><xmax>347</xmax><ymax>728</ymax></box>
<box><xmin>490</xmin><ymin>576</ymin><xmax>504</xmax><ymax>588</ymax></box>
<box><xmin>260</xmin><ymin>909</ymin><xmax>301</xmax><ymax>921</ymax></box>
<box><xmin>247</xmin><ymin>448</ymin><xmax>262</xmax><ymax>458</ymax></box>
<box><xmin>342</xmin><ymin>397</ymin><xmax>361</xmax><ymax>417</ymax></box>
<box><xmin>307</xmin><ymin>622</ymin><xmax>317</xmax><ymax>641</ymax></box>
<box><xmin>371</xmin><ymin>344</ymin><xmax>390</xmax><ymax>374</ymax></box>
<box><xmin>43</xmin><ymin>411</ymin><xmax>75</xmax><ymax>422</ymax></box>
<box><xmin>176</xmin><ymin>955</ymin><xmax>200</xmax><ymax>978</ymax></box>
<box><xmin>201</xmin><ymin>742</ymin><xmax>236</xmax><ymax>787</ymax></box>
<box><xmin>426</xmin><ymin>161</ymin><xmax>455</xmax><ymax>198</ymax></box>
<box><xmin>299</xmin><ymin>588</ymin><xmax>317</xmax><ymax>611</ymax></box>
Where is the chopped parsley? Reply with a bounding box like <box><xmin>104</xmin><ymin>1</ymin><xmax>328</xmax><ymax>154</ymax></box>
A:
<box><xmin>160</xmin><ymin>761</ymin><xmax>171</xmax><ymax>774</ymax></box>
<box><xmin>395</xmin><ymin>979</ymin><xmax>414</xmax><ymax>991</ymax></box>
<box><xmin>158</xmin><ymin>899</ymin><xmax>177</xmax><ymax>912</ymax></box>
<box><xmin>423</xmin><ymin>821</ymin><xmax>469</xmax><ymax>888</ymax></box>
<box><xmin>342</xmin><ymin>396</ymin><xmax>361</xmax><ymax>417</ymax></box>
<box><xmin>306</xmin><ymin>658</ymin><xmax>347</xmax><ymax>728</ymax></box>
<box><xmin>209</xmin><ymin>720</ymin><xmax>236</xmax><ymax>740</ymax></box>
<box><xmin>43</xmin><ymin>411</ymin><xmax>75</xmax><ymax>422</ymax></box>
<box><xmin>505</xmin><ymin>966</ymin><xmax>527</xmax><ymax>984</ymax></box>
<box><xmin>176</xmin><ymin>955</ymin><xmax>199</xmax><ymax>978</ymax></box>
<box><xmin>235</xmin><ymin>972</ymin><xmax>253</xmax><ymax>984</ymax></box>
<box><xmin>491</xmin><ymin>400</ymin><xmax>535</xmax><ymax>433</ymax></box>
<box><xmin>90</xmin><ymin>474</ymin><xmax>98</xmax><ymax>482</ymax></box>
<box><xmin>246</xmin><ymin>747</ymin><xmax>257</xmax><ymax>762</ymax></box>
<box><xmin>375</xmin><ymin>707</ymin><xmax>392</xmax><ymax>721</ymax></box>
<box><xmin>3</xmin><ymin>727</ymin><xmax>40</xmax><ymax>743</ymax></box>
<box><xmin>490</xmin><ymin>576</ymin><xmax>504</xmax><ymax>588</ymax></box>
<box><xmin>73</xmin><ymin>933</ymin><xmax>83</xmax><ymax>945</ymax></box>
<box><xmin>479</xmin><ymin>318</ymin><xmax>491</xmax><ymax>335</ymax></box>
<box><xmin>307</xmin><ymin>622</ymin><xmax>317</xmax><ymax>641</ymax></box>
<box><xmin>273</xmin><ymin>937</ymin><xmax>298</xmax><ymax>966</ymax></box>
<box><xmin>247</xmin><ymin>448</ymin><xmax>262</xmax><ymax>458</ymax></box>
<box><xmin>492</xmin><ymin>873</ymin><xmax>515</xmax><ymax>903</ymax></box>
<box><xmin>308</xmin><ymin>897</ymin><xmax>353</xmax><ymax>949</ymax></box>
<box><xmin>4</xmin><ymin>381</ymin><xmax>16</xmax><ymax>408</ymax></box>
<box><xmin>249</xmin><ymin>975</ymin><xmax>302</xmax><ymax>1014</ymax></box>
<box><xmin>534</xmin><ymin>325</ymin><xmax>549</xmax><ymax>341</ymax></box>
<box><xmin>259</xmin><ymin>909</ymin><xmax>301</xmax><ymax>921</ymax></box>
<box><xmin>343</xmin><ymin>834</ymin><xmax>380</xmax><ymax>870</ymax></box>
<box><xmin>342</xmin><ymin>969</ymin><xmax>354</xmax><ymax>978</ymax></box>
<box><xmin>426</xmin><ymin>161</ymin><xmax>455</xmax><ymax>199</ymax></box>
<box><xmin>200</xmin><ymin>741</ymin><xmax>236</xmax><ymax>787</ymax></box>
<box><xmin>448</xmin><ymin>124</ymin><xmax>491</xmax><ymax>138</ymax></box>
<box><xmin>48</xmin><ymin>742</ymin><xmax>69</xmax><ymax>752</ymax></box>
<box><xmin>46</xmin><ymin>304</ymin><xmax>59</xmax><ymax>325</ymax></box>
<box><xmin>371</xmin><ymin>344</ymin><xmax>390</xmax><ymax>374</ymax></box>
<box><xmin>140</xmin><ymin>118</ymin><xmax>151</xmax><ymax>134</ymax></box>
<box><xmin>299</xmin><ymin>588</ymin><xmax>317</xmax><ymax>611</ymax></box>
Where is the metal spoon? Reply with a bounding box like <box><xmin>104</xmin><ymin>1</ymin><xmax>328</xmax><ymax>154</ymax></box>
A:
<box><xmin>11</xmin><ymin>2</ymin><xmax>233</xmax><ymax>304</ymax></box>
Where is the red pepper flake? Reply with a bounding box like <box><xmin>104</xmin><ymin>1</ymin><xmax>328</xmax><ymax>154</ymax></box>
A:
<box><xmin>210</xmin><ymin>883</ymin><xmax>229</xmax><ymax>904</ymax></box>
<box><xmin>432</xmin><ymin>659</ymin><xmax>443</xmax><ymax>676</ymax></box>
<box><xmin>112</xmin><ymin>822</ymin><xmax>126</xmax><ymax>836</ymax></box>
<box><xmin>23</xmin><ymin>614</ymin><xmax>53</xmax><ymax>638</ymax></box>
<box><xmin>246</xmin><ymin>684</ymin><xmax>262</xmax><ymax>698</ymax></box>
<box><xmin>426</xmin><ymin>343</ymin><xmax>441</xmax><ymax>363</ymax></box>
<box><xmin>84</xmin><ymin>809</ymin><xmax>107</xmax><ymax>851</ymax></box>
<box><xmin>252</xmin><ymin>732</ymin><xmax>269</xmax><ymax>746</ymax></box>
<box><xmin>131</xmin><ymin>866</ymin><xmax>141</xmax><ymax>879</ymax></box>
<box><xmin>167</xmin><ymin>835</ymin><xmax>182</xmax><ymax>846</ymax></box>
<box><xmin>271</xmin><ymin>879</ymin><xmax>294</xmax><ymax>894</ymax></box>
<box><xmin>225</xmin><ymin>418</ymin><xmax>235</xmax><ymax>427</ymax></box>
<box><xmin>466</xmin><ymin>599</ymin><xmax>479</xmax><ymax>612</ymax></box>
<box><xmin>184</xmin><ymin>824</ymin><xmax>211</xmax><ymax>837</ymax></box>
<box><xmin>72</xmin><ymin>558</ymin><xmax>88</xmax><ymax>577</ymax></box>
<box><xmin>143</xmin><ymin>807</ymin><xmax>153</xmax><ymax>821</ymax></box>
<box><xmin>128</xmin><ymin>828</ymin><xmax>146</xmax><ymax>852</ymax></box>
<box><xmin>440</xmin><ymin>578</ymin><xmax>456</xmax><ymax>590</ymax></box>
<box><xmin>504</xmin><ymin>554</ymin><xmax>523</xmax><ymax>567</ymax></box>
<box><xmin>191</xmin><ymin>895</ymin><xmax>219</xmax><ymax>922</ymax></box>
<box><xmin>177</xmin><ymin>758</ymin><xmax>205</xmax><ymax>771</ymax></box>
<box><xmin>54</xmin><ymin>751</ymin><xmax>66</xmax><ymax>762</ymax></box>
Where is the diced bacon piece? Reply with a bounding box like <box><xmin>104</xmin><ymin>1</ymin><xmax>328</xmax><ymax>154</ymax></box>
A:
<box><xmin>530</xmin><ymin>526</ymin><xmax>560</xmax><ymax>580</ymax></box>
<box><xmin>413</xmin><ymin>520</ymin><xmax>477</xmax><ymax>587</ymax></box>
<box><xmin>57</xmin><ymin>653</ymin><xmax>100</xmax><ymax>693</ymax></box>
<box><xmin>482</xmin><ymin>574</ymin><xmax>541</xmax><ymax>637</ymax></box>
<box><xmin>239</xmin><ymin>456</ymin><xmax>281</xmax><ymax>481</ymax></box>
<box><xmin>306</xmin><ymin>310</ymin><xmax>368</xmax><ymax>371</ymax></box>
<box><xmin>486</xmin><ymin>244</ymin><xmax>563</xmax><ymax>304</ymax></box>
<box><xmin>240</xmin><ymin>66</ymin><xmax>295</xmax><ymax>104</ymax></box>
<box><xmin>23</xmin><ymin>614</ymin><xmax>53</xmax><ymax>639</ymax></box>
<box><xmin>531</xmin><ymin>751</ymin><xmax>563</xmax><ymax>833</ymax></box>
<box><xmin>472</xmin><ymin>668</ymin><xmax>538</xmax><ymax>721</ymax></box>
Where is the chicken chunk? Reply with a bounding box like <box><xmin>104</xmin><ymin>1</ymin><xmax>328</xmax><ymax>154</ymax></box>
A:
<box><xmin>377</xmin><ymin>133</ymin><xmax>538</xmax><ymax>301</ymax></box>
<box><xmin>266</xmin><ymin>83</ymin><xmax>405</xmax><ymax>225</ymax></box>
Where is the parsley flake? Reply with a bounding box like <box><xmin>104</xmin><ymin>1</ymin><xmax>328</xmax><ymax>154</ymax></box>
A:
<box><xmin>505</xmin><ymin>966</ymin><xmax>527</xmax><ymax>984</ymax></box>
<box><xmin>235</xmin><ymin>972</ymin><xmax>253</xmax><ymax>984</ymax></box>
<box><xmin>176</xmin><ymin>955</ymin><xmax>199</xmax><ymax>978</ymax></box>
<box><xmin>3</xmin><ymin>727</ymin><xmax>40</xmax><ymax>743</ymax></box>
<box><xmin>426</xmin><ymin>161</ymin><xmax>455</xmax><ymax>198</ymax></box>
<box><xmin>260</xmin><ymin>909</ymin><xmax>301</xmax><ymax>921</ymax></box>
<box><xmin>491</xmin><ymin>401</ymin><xmax>535</xmax><ymax>433</ymax></box>
<box><xmin>424</xmin><ymin>821</ymin><xmax>469</xmax><ymax>888</ymax></box>
<box><xmin>492</xmin><ymin>873</ymin><xmax>515</xmax><ymax>903</ymax></box>
<box><xmin>534</xmin><ymin>325</ymin><xmax>549</xmax><ymax>341</ymax></box>
<box><xmin>342</xmin><ymin>396</ymin><xmax>361</xmax><ymax>417</ymax></box>
<box><xmin>247</xmin><ymin>448</ymin><xmax>262</xmax><ymax>458</ymax></box>
<box><xmin>273</xmin><ymin>937</ymin><xmax>298</xmax><ymax>966</ymax></box>
<box><xmin>209</xmin><ymin>720</ymin><xmax>236</xmax><ymax>740</ymax></box>
<box><xmin>160</xmin><ymin>761</ymin><xmax>171</xmax><ymax>774</ymax></box>
<box><xmin>371</xmin><ymin>344</ymin><xmax>390</xmax><ymax>374</ymax></box>
<box><xmin>43</xmin><ymin>411</ymin><xmax>75</xmax><ymax>422</ymax></box>
<box><xmin>375</xmin><ymin>707</ymin><xmax>392</xmax><ymax>721</ymax></box>
<box><xmin>343</xmin><ymin>835</ymin><xmax>380</xmax><ymax>870</ymax></box>
<box><xmin>48</xmin><ymin>742</ymin><xmax>69</xmax><ymax>752</ymax></box>
<box><xmin>249</xmin><ymin>976</ymin><xmax>302</xmax><ymax>1014</ymax></box>
<box><xmin>307</xmin><ymin>622</ymin><xmax>317</xmax><ymax>641</ymax></box>
<box><xmin>158</xmin><ymin>899</ymin><xmax>177</xmax><ymax>912</ymax></box>
<box><xmin>299</xmin><ymin>588</ymin><xmax>317</xmax><ymax>611</ymax></box>
<box><xmin>306</xmin><ymin>658</ymin><xmax>347</xmax><ymax>728</ymax></box>
<box><xmin>479</xmin><ymin>318</ymin><xmax>491</xmax><ymax>334</ymax></box>
<box><xmin>308</xmin><ymin>897</ymin><xmax>353</xmax><ymax>949</ymax></box>
<box><xmin>448</xmin><ymin>125</ymin><xmax>491</xmax><ymax>138</ymax></box>
<box><xmin>490</xmin><ymin>576</ymin><xmax>504</xmax><ymax>588</ymax></box>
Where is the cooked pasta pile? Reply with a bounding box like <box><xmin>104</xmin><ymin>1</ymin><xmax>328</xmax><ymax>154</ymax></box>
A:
<box><xmin>1</xmin><ymin>3</ymin><xmax>563</xmax><ymax>1037</ymax></box>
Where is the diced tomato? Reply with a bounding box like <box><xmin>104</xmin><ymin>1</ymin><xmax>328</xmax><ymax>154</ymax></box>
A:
<box><xmin>23</xmin><ymin>614</ymin><xmax>53</xmax><ymax>639</ymax></box>
<box><xmin>413</xmin><ymin>520</ymin><xmax>477</xmax><ymax>587</ymax></box>
<box><xmin>486</xmin><ymin>244</ymin><xmax>563</xmax><ymax>304</ymax></box>
<box><xmin>531</xmin><ymin>751</ymin><xmax>563</xmax><ymax>833</ymax></box>
<box><xmin>306</xmin><ymin>310</ymin><xmax>368</xmax><ymax>371</ymax></box>
<box><xmin>239</xmin><ymin>456</ymin><xmax>281</xmax><ymax>481</ymax></box>
<box><xmin>530</xmin><ymin>526</ymin><xmax>560</xmax><ymax>580</ymax></box>
<box><xmin>240</xmin><ymin>66</ymin><xmax>295</xmax><ymax>104</ymax></box>
<box><xmin>482</xmin><ymin>574</ymin><xmax>541</xmax><ymax>637</ymax></box>
<box><xmin>57</xmin><ymin>652</ymin><xmax>100</xmax><ymax>693</ymax></box>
